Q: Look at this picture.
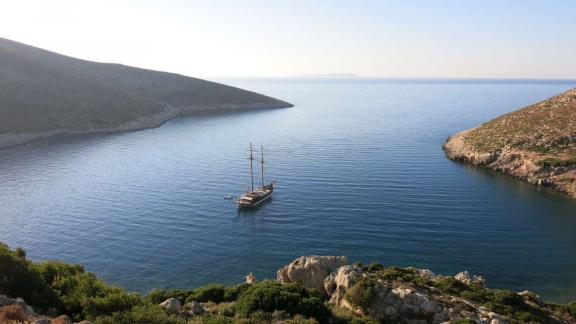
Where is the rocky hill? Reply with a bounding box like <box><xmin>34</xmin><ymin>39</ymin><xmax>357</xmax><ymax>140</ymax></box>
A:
<box><xmin>444</xmin><ymin>88</ymin><xmax>576</xmax><ymax>198</ymax></box>
<box><xmin>0</xmin><ymin>37</ymin><xmax>292</xmax><ymax>148</ymax></box>
<box><xmin>1</xmin><ymin>242</ymin><xmax>575</xmax><ymax>323</ymax></box>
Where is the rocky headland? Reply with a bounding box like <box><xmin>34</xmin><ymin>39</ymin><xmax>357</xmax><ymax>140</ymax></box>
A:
<box><xmin>444</xmin><ymin>88</ymin><xmax>576</xmax><ymax>198</ymax></box>
<box><xmin>1</xmin><ymin>242</ymin><xmax>575</xmax><ymax>324</ymax></box>
<box><xmin>0</xmin><ymin>38</ymin><xmax>292</xmax><ymax>149</ymax></box>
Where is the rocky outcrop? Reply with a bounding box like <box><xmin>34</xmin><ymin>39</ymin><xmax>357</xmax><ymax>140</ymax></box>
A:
<box><xmin>277</xmin><ymin>256</ymin><xmax>347</xmax><ymax>295</ymax></box>
<box><xmin>160</xmin><ymin>297</ymin><xmax>181</xmax><ymax>313</ymax></box>
<box><xmin>0</xmin><ymin>296</ymin><xmax>76</xmax><ymax>324</ymax></box>
<box><xmin>444</xmin><ymin>88</ymin><xmax>576</xmax><ymax>198</ymax></box>
<box><xmin>245</xmin><ymin>272</ymin><xmax>257</xmax><ymax>284</ymax></box>
<box><xmin>276</xmin><ymin>256</ymin><xmax>575</xmax><ymax>323</ymax></box>
<box><xmin>324</xmin><ymin>265</ymin><xmax>362</xmax><ymax>306</ymax></box>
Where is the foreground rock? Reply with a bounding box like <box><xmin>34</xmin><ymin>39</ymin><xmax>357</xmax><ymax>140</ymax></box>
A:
<box><xmin>159</xmin><ymin>297</ymin><xmax>181</xmax><ymax>313</ymax></box>
<box><xmin>277</xmin><ymin>256</ymin><xmax>576</xmax><ymax>323</ymax></box>
<box><xmin>277</xmin><ymin>255</ymin><xmax>347</xmax><ymax>295</ymax></box>
<box><xmin>444</xmin><ymin>88</ymin><xmax>576</xmax><ymax>198</ymax></box>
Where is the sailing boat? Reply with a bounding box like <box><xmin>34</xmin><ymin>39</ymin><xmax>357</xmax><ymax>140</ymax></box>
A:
<box><xmin>236</xmin><ymin>143</ymin><xmax>275</xmax><ymax>208</ymax></box>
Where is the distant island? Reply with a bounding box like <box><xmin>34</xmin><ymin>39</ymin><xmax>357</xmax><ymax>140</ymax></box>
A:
<box><xmin>0</xmin><ymin>38</ymin><xmax>292</xmax><ymax>149</ymax></box>
<box><xmin>2</xmin><ymin>243</ymin><xmax>575</xmax><ymax>323</ymax></box>
<box><xmin>444</xmin><ymin>88</ymin><xmax>576</xmax><ymax>198</ymax></box>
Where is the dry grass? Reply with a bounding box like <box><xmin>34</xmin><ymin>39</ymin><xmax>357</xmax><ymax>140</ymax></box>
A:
<box><xmin>464</xmin><ymin>88</ymin><xmax>576</xmax><ymax>156</ymax></box>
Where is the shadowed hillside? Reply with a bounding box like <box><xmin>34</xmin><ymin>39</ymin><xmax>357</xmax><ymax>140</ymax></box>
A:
<box><xmin>0</xmin><ymin>37</ymin><xmax>292</xmax><ymax>146</ymax></box>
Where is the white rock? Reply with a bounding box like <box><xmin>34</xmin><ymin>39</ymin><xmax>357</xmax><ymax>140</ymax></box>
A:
<box><xmin>324</xmin><ymin>265</ymin><xmax>362</xmax><ymax>304</ymax></box>
<box><xmin>245</xmin><ymin>272</ymin><xmax>257</xmax><ymax>284</ymax></box>
<box><xmin>277</xmin><ymin>255</ymin><xmax>347</xmax><ymax>295</ymax></box>
<box><xmin>160</xmin><ymin>298</ymin><xmax>181</xmax><ymax>313</ymax></box>
<box><xmin>184</xmin><ymin>301</ymin><xmax>204</xmax><ymax>315</ymax></box>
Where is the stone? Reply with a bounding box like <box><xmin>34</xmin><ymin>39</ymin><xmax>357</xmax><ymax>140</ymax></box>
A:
<box><xmin>184</xmin><ymin>301</ymin><xmax>204</xmax><ymax>315</ymax></box>
<box><xmin>324</xmin><ymin>265</ymin><xmax>362</xmax><ymax>304</ymax></box>
<box><xmin>454</xmin><ymin>271</ymin><xmax>485</xmax><ymax>287</ymax></box>
<box><xmin>159</xmin><ymin>298</ymin><xmax>181</xmax><ymax>313</ymax></box>
<box><xmin>245</xmin><ymin>272</ymin><xmax>257</xmax><ymax>284</ymax></box>
<box><xmin>277</xmin><ymin>255</ymin><xmax>347</xmax><ymax>295</ymax></box>
<box><xmin>420</xmin><ymin>300</ymin><xmax>440</xmax><ymax>315</ymax></box>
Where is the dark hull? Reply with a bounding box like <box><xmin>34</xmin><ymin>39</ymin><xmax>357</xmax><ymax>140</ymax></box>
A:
<box><xmin>237</xmin><ymin>185</ymin><xmax>274</xmax><ymax>208</ymax></box>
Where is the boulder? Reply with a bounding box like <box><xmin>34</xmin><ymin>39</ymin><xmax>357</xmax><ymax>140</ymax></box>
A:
<box><xmin>245</xmin><ymin>272</ymin><xmax>257</xmax><ymax>284</ymax></box>
<box><xmin>159</xmin><ymin>298</ymin><xmax>181</xmax><ymax>313</ymax></box>
<box><xmin>0</xmin><ymin>295</ymin><xmax>34</xmax><ymax>315</ymax></box>
<box><xmin>277</xmin><ymin>256</ymin><xmax>347</xmax><ymax>295</ymax></box>
<box><xmin>183</xmin><ymin>301</ymin><xmax>204</xmax><ymax>315</ymax></box>
<box><xmin>324</xmin><ymin>265</ymin><xmax>362</xmax><ymax>304</ymax></box>
<box><xmin>454</xmin><ymin>271</ymin><xmax>486</xmax><ymax>287</ymax></box>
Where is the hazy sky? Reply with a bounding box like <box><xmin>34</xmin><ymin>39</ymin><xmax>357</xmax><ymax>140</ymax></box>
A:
<box><xmin>2</xmin><ymin>0</ymin><xmax>575</xmax><ymax>79</ymax></box>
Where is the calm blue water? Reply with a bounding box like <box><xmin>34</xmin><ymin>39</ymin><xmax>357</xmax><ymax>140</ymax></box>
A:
<box><xmin>1</xmin><ymin>79</ymin><xmax>576</xmax><ymax>303</ymax></box>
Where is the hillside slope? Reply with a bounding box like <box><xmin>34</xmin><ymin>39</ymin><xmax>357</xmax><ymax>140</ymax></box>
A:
<box><xmin>0</xmin><ymin>37</ymin><xmax>292</xmax><ymax>147</ymax></box>
<box><xmin>444</xmin><ymin>88</ymin><xmax>576</xmax><ymax>197</ymax></box>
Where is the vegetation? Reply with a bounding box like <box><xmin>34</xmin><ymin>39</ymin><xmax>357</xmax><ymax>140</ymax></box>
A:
<box><xmin>535</xmin><ymin>157</ymin><xmax>576</xmax><ymax>168</ymax></box>
<box><xmin>235</xmin><ymin>281</ymin><xmax>330</xmax><ymax>322</ymax></box>
<box><xmin>1</xmin><ymin>242</ymin><xmax>575</xmax><ymax>323</ymax></box>
<box><xmin>462</xmin><ymin>88</ymin><xmax>576</xmax><ymax>155</ymax></box>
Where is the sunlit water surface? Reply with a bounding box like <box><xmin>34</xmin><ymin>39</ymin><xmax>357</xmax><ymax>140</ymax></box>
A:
<box><xmin>1</xmin><ymin>79</ymin><xmax>576</xmax><ymax>302</ymax></box>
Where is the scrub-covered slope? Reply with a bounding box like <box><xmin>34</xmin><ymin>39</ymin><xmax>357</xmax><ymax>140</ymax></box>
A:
<box><xmin>444</xmin><ymin>88</ymin><xmax>576</xmax><ymax>197</ymax></box>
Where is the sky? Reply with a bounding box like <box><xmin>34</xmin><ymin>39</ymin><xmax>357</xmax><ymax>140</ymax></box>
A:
<box><xmin>1</xmin><ymin>0</ymin><xmax>576</xmax><ymax>79</ymax></box>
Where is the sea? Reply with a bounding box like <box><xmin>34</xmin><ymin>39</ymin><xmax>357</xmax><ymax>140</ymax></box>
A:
<box><xmin>1</xmin><ymin>78</ymin><xmax>576</xmax><ymax>302</ymax></box>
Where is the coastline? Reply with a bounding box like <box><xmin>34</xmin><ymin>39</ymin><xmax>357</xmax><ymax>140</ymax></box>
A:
<box><xmin>0</xmin><ymin>102</ymin><xmax>292</xmax><ymax>150</ymax></box>
<box><xmin>443</xmin><ymin>129</ymin><xmax>576</xmax><ymax>199</ymax></box>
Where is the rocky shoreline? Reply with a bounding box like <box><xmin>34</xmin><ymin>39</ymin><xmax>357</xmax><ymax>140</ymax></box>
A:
<box><xmin>443</xmin><ymin>128</ymin><xmax>576</xmax><ymax>198</ymax></box>
<box><xmin>0</xmin><ymin>102</ymin><xmax>290</xmax><ymax>150</ymax></box>
<box><xmin>2</xmin><ymin>249</ymin><xmax>575</xmax><ymax>323</ymax></box>
<box><xmin>443</xmin><ymin>88</ymin><xmax>576</xmax><ymax>199</ymax></box>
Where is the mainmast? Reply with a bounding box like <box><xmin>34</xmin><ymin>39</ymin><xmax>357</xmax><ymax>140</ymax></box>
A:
<box><xmin>260</xmin><ymin>145</ymin><xmax>265</xmax><ymax>188</ymax></box>
<box><xmin>249</xmin><ymin>143</ymin><xmax>254</xmax><ymax>192</ymax></box>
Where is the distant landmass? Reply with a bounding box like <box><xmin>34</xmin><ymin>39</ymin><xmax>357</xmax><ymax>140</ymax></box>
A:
<box><xmin>300</xmin><ymin>73</ymin><xmax>359</xmax><ymax>78</ymax></box>
<box><xmin>0</xmin><ymin>37</ymin><xmax>292</xmax><ymax>148</ymax></box>
<box><xmin>444</xmin><ymin>88</ymin><xmax>576</xmax><ymax>198</ymax></box>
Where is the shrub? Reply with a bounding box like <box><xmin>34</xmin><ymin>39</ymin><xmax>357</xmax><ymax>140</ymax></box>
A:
<box><xmin>145</xmin><ymin>288</ymin><xmax>193</xmax><ymax>304</ymax></box>
<box><xmin>0</xmin><ymin>244</ymin><xmax>59</xmax><ymax>312</ymax></box>
<box><xmin>364</xmin><ymin>262</ymin><xmax>384</xmax><ymax>272</ymax></box>
<box><xmin>93</xmin><ymin>305</ymin><xmax>186</xmax><ymax>324</ymax></box>
<box><xmin>223</xmin><ymin>283</ymin><xmax>250</xmax><ymax>301</ymax></box>
<box><xmin>188</xmin><ymin>284</ymin><xmax>226</xmax><ymax>303</ymax></box>
<box><xmin>235</xmin><ymin>281</ymin><xmax>330</xmax><ymax>323</ymax></box>
<box><xmin>82</xmin><ymin>290</ymin><xmax>141</xmax><ymax>319</ymax></box>
<box><xmin>569</xmin><ymin>301</ymin><xmax>576</xmax><ymax>316</ymax></box>
<box><xmin>345</xmin><ymin>278</ymin><xmax>376</xmax><ymax>311</ymax></box>
<box><xmin>536</xmin><ymin>157</ymin><xmax>576</xmax><ymax>168</ymax></box>
<box><xmin>435</xmin><ymin>277</ymin><xmax>469</xmax><ymax>295</ymax></box>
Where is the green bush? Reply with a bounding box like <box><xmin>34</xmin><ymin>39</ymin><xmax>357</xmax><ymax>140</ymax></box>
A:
<box><xmin>145</xmin><ymin>288</ymin><xmax>194</xmax><ymax>304</ymax></box>
<box><xmin>235</xmin><ymin>281</ymin><xmax>330</xmax><ymax>323</ymax></box>
<box><xmin>569</xmin><ymin>301</ymin><xmax>576</xmax><ymax>316</ymax></box>
<box><xmin>364</xmin><ymin>262</ymin><xmax>384</xmax><ymax>272</ymax></box>
<box><xmin>345</xmin><ymin>278</ymin><xmax>376</xmax><ymax>311</ymax></box>
<box><xmin>435</xmin><ymin>277</ymin><xmax>469</xmax><ymax>295</ymax></box>
<box><xmin>188</xmin><ymin>284</ymin><xmax>226</xmax><ymax>303</ymax></box>
<box><xmin>0</xmin><ymin>243</ymin><xmax>59</xmax><ymax>312</ymax></box>
<box><xmin>93</xmin><ymin>305</ymin><xmax>186</xmax><ymax>324</ymax></box>
<box><xmin>223</xmin><ymin>283</ymin><xmax>250</xmax><ymax>301</ymax></box>
<box><xmin>82</xmin><ymin>290</ymin><xmax>141</xmax><ymax>319</ymax></box>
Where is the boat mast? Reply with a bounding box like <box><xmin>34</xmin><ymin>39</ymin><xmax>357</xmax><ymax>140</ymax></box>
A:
<box><xmin>249</xmin><ymin>143</ymin><xmax>254</xmax><ymax>191</ymax></box>
<box><xmin>260</xmin><ymin>145</ymin><xmax>265</xmax><ymax>188</ymax></box>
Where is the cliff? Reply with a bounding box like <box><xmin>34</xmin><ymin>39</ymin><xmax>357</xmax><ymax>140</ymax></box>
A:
<box><xmin>0</xmin><ymin>37</ymin><xmax>292</xmax><ymax>149</ymax></box>
<box><xmin>1</xmin><ymin>242</ymin><xmax>575</xmax><ymax>323</ymax></box>
<box><xmin>444</xmin><ymin>88</ymin><xmax>576</xmax><ymax>198</ymax></box>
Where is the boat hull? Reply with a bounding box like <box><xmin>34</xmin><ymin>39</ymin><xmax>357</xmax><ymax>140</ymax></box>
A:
<box><xmin>236</xmin><ymin>185</ymin><xmax>274</xmax><ymax>208</ymax></box>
